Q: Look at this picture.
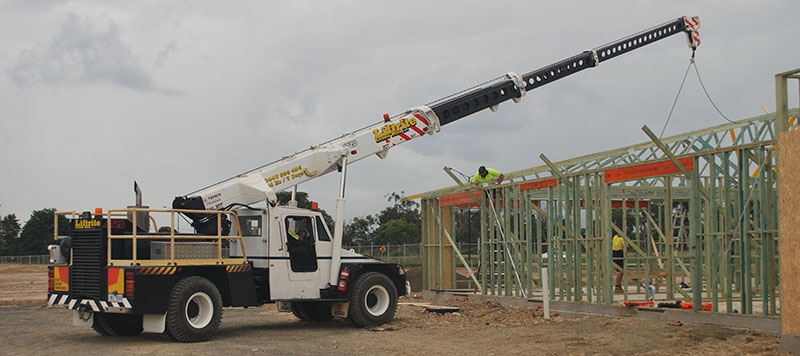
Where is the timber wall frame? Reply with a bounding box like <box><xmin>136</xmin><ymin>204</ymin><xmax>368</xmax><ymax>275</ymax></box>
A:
<box><xmin>420</xmin><ymin>107</ymin><xmax>800</xmax><ymax>317</ymax></box>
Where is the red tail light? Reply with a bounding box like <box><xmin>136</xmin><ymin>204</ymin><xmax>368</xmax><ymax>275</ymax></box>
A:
<box><xmin>125</xmin><ymin>271</ymin><xmax>135</xmax><ymax>298</ymax></box>
<box><xmin>48</xmin><ymin>269</ymin><xmax>55</xmax><ymax>294</ymax></box>
<box><xmin>338</xmin><ymin>269</ymin><xmax>350</xmax><ymax>291</ymax></box>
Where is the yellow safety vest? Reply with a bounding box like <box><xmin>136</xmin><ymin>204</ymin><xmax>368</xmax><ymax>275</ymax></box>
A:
<box><xmin>612</xmin><ymin>234</ymin><xmax>626</xmax><ymax>251</ymax></box>
<box><xmin>288</xmin><ymin>230</ymin><xmax>300</xmax><ymax>240</ymax></box>
<box><xmin>471</xmin><ymin>168</ymin><xmax>502</xmax><ymax>183</ymax></box>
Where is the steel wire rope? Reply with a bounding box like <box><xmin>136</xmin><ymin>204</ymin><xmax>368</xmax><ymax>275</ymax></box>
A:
<box><xmin>659</xmin><ymin>60</ymin><xmax>693</xmax><ymax>138</ymax></box>
<box><xmin>448</xmin><ymin>167</ymin><xmax>474</xmax><ymax>182</ymax></box>
<box><xmin>693</xmin><ymin>61</ymin><xmax>737</xmax><ymax>124</ymax></box>
<box><xmin>659</xmin><ymin>58</ymin><xmax>739</xmax><ymax>140</ymax></box>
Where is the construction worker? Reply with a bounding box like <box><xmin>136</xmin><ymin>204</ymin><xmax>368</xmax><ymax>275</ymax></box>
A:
<box><xmin>613</xmin><ymin>230</ymin><xmax>627</xmax><ymax>294</ymax></box>
<box><xmin>471</xmin><ymin>166</ymin><xmax>504</xmax><ymax>185</ymax></box>
<box><xmin>288</xmin><ymin>229</ymin><xmax>302</xmax><ymax>241</ymax></box>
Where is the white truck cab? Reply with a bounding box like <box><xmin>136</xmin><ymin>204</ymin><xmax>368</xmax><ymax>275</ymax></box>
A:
<box><xmin>232</xmin><ymin>206</ymin><xmax>384</xmax><ymax>300</ymax></box>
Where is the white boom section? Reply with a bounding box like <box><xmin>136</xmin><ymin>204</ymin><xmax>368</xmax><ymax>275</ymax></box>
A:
<box><xmin>187</xmin><ymin>106</ymin><xmax>441</xmax><ymax>209</ymax></box>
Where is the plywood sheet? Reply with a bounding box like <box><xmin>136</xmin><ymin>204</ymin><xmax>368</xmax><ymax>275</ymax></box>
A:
<box><xmin>779</xmin><ymin>130</ymin><xmax>800</xmax><ymax>334</ymax></box>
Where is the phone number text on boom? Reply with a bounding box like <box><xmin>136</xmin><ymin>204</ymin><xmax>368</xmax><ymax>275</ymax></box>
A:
<box><xmin>265</xmin><ymin>165</ymin><xmax>305</xmax><ymax>187</ymax></box>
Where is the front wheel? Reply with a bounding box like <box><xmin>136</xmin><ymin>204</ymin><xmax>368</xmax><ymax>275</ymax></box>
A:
<box><xmin>347</xmin><ymin>272</ymin><xmax>398</xmax><ymax>327</ymax></box>
<box><xmin>166</xmin><ymin>276</ymin><xmax>223</xmax><ymax>342</ymax></box>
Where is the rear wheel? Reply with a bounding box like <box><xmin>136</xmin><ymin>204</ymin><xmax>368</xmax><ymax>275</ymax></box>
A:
<box><xmin>92</xmin><ymin>312</ymin><xmax>143</xmax><ymax>336</ymax></box>
<box><xmin>166</xmin><ymin>276</ymin><xmax>223</xmax><ymax>342</ymax></box>
<box><xmin>347</xmin><ymin>272</ymin><xmax>398</xmax><ymax>327</ymax></box>
<box><xmin>295</xmin><ymin>302</ymin><xmax>333</xmax><ymax>322</ymax></box>
<box><xmin>290</xmin><ymin>302</ymin><xmax>309</xmax><ymax>321</ymax></box>
<box><xmin>91</xmin><ymin>314</ymin><xmax>111</xmax><ymax>336</ymax></box>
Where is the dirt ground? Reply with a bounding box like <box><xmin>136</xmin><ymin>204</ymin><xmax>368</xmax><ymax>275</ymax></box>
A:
<box><xmin>0</xmin><ymin>264</ymin><xmax>785</xmax><ymax>355</ymax></box>
<box><xmin>0</xmin><ymin>264</ymin><xmax>48</xmax><ymax>307</ymax></box>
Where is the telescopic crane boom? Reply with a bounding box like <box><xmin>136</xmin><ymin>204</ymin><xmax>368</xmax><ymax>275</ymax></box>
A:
<box><xmin>174</xmin><ymin>16</ymin><xmax>701</xmax><ymax>232</ymax></box>
<box><xmin>45</xmin><ymin>18</ymin><xmax>705</xmax><ymax>342</ymax></box>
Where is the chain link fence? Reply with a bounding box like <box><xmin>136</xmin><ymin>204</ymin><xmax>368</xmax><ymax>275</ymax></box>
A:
<box><xmin>0</xmin><ymin>243</ymin><xmax>480</xmax><ymax>267</ymax></box>
<box><xmin>342</xmin><ymin>243</ymin><xmax>480</xmax><ymax>267</ymax></box>
<box><xmin>343</xmin><ymin>243</ymin><xmax>422</xmax><ymax>266</ymax></box>
<box><xmin>0</xmin><ymin>255</ymin><xmax>50</xmax><ymax>264</ymax></box>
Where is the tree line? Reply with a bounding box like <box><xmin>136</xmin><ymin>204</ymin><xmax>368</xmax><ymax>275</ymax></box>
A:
<box><xmin>1</xmin><ymin>209</ymin><xmax>71</xmax><ymax>256</ymax></box>
<box><xmin>276</xmin><ymin>191</ymin><xmax>421</xmax><ymax>246</ymax></box>
<box><xmin>0</xmin><ymin>191</ymin><xmax>422</xmax><ymax>256</ymax></box>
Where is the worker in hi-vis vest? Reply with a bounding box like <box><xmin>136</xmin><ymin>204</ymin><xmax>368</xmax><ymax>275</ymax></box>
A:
<box><xmin>288</xmin><ymin>229</ymin><xmax>302</xmax><ymax>241</ymax></box>
<box><xmin>471</xmin><ymin>166</ymin><xmax>504</xmax><ymax>185</ymax></box>
<box><xmin>613</xmin><ymin>231</ymin><xmax>627</xmax><ymax>294</ymax></box>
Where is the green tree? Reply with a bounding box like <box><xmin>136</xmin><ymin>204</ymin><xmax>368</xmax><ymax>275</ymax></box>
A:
<box><xmin>373</xmin><ymin>219</ymin><xmax>419</xmax><ymax>245</ymax></box>
<box><xmin>17</xmin><ymin>208</ymin><xmax>71</xmax><ymax>255</ymax></box>
<box><xmin>375</xmin><ymin>192</ymin><xmax>420</xmax><ymax>243</ymax></box>
<box><xmin>375</xmin><ymin>192</ymin><xmax>420</xmax><ymax>227</ymax></box>
<box><xmin>343</xmin><ymin>215</ymin><xmax>376</xmax><ymax>245</ymax></box>
<box><xmin>341</xmin><ymin>191</ymin><xmax>422</xmax><ymax>245</ymax></box>
<box><xmin>0</xmin><ymin>214</ymin><xmax>21</xmax><ymax>255</ymax></box>
<box><xmin>275</xmin><ymin>191</ymin><xmax>335</xmax><ymax>236</ymax></box>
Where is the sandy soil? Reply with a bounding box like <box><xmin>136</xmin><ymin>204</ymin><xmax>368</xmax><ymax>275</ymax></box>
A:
<box><xmin>0</xmin><ymin>264</ymin><xmax>47</xmax><ymax>307</ymax></box>
<box><xmin>0</xmin><ymin>264</ymin><xmax>784</xmax><ymax>355</ymax></box>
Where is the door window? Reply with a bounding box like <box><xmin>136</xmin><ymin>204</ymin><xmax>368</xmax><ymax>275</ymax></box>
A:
<box><xmin>316</xmin><ymin>217</ymin><xmax>331</xmax><ymax>242</ymax></box>
<box><xmin>284</xmin><ymin>216</ymin><xmax>317</xmax><ymax>272</ymax></box>
<box><xmin>238</xmin><ymin>216</ymin><xmax>262</xmax><ymax>237</ymax></box>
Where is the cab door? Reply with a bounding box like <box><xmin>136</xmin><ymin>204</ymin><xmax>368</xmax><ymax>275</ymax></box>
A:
<box><xmin>283</xmin><ymin>215</ymin><xmax>320</xmax><ymax>281</ymax></box>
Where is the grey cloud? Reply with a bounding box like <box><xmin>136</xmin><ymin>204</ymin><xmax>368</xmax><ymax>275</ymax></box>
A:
<box><xmin>0</xmin><ymin>0</ymin><xmax>64</xmax><ymax>13</ymax></box>
<box><xmin>154</xmin><ymin>39</ymin><xmax>179</xmax><ymax>68</ymax></box>
<box><xmin>7</xmin><ymin>13</ymin><xmax>175</xmax><ymax>94</ymax></box>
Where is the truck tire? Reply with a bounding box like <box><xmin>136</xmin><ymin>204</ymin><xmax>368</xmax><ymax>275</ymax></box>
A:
<box><xmin>92</xmin><ymin>312</ymin><xmax>143</xmax><ymax>336</ymax></box>
<box><xmin>166</xmin><ymin>276</ymin><xmax>223</xmax><ymax>342</ymax></box>
<box><xmin>295</xmin><ymin>302</ymin><xmax>333</xmax><ymax>322</ymax></box>
<box><xmin>347</xmin><ymin>272</ymin><xmax>398</xmax><ymax>327</ymax></box>
<box><xmin>91</xmin><ymin>314</ymin><xmax>111</xmax><ymax>336</ymax></box>
<box><xmin>160</xmin><ymin>326</ymin><xmax>176</xmax><ymax>341</ymax></box>
<box><xmin>290</xmin><ymin>302</ymin><xmax>309</xmax><ymax>321</ymax></box>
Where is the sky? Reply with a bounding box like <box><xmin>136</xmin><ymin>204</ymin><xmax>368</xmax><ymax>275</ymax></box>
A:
<box><xmin>1</xmin><ymin>1</ymin><xmax>798</xmax><ymax>228</ymax></box>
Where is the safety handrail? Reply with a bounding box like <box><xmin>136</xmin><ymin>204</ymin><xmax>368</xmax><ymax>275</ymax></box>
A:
<box><xmin>54</xmin><ymin>210</ymin><xmax>161</xmax><ymax>239</ymax></box>
<box><xmin>106</xmin><ymin>208</ymin><xmax>245</xmax><ymax>266</ymax></box>
<box><xmin>54</xmin><ymin>208</ymin><xmax>247</xmax><ymax>267</ymax></box>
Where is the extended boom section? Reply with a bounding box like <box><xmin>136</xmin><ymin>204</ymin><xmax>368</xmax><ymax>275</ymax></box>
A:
<box><xmin>431</xmin><ymin>16</ymin><xmax>699</xmax><ymax>126</ymax></box>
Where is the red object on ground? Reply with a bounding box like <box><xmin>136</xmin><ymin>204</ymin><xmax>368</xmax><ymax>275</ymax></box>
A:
<box><xmin>679</xmin><ymin>302</ymin><xmax>713</xmax><ymax>311</ymax></box>
<box><xmin>623</xmin><ymin>301</ymin><xmax>655</xmax><ymax>307</ymax></box>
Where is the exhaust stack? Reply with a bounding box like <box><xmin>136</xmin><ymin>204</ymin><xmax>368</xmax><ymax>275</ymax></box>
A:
<box><xmin>127</xmin><ymin>181</ymin><xmax>150</xmax><ymax>232</ymax></box>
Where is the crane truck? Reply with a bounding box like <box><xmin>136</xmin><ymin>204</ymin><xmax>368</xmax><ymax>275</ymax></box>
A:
<box><xmin>47</xmin><ymin>17</ymin><xmax>701</xmax><ymax>342</ymax></box>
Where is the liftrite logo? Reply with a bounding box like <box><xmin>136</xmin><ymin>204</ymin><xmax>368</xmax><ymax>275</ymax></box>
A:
<box><xmin>74</xmin><ymin>220</ymin><xmax>101</xmax><ymax>229</ymax></box>
<box><xmin>373</xmin><ymin>118</ymin><xmax>418</xmax><ymax>143</ymax></box>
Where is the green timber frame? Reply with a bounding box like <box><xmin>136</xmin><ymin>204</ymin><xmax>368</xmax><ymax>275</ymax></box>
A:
<box><xmin>419</xmin><ymin>107</ymin><xmax>799</xmax><ymax>316</ymax></box>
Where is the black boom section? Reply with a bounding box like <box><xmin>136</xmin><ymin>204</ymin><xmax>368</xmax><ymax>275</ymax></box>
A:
<box><xmin>434</xmin><ymin>17</ymin><xmax>692</xmax><ymax>127</ymax></box>
<box><xmin>521</xmin><ymin>51</ymin><xmax>598</xmax><ymax>92</ymax></box>
<box><xmin>595</xmin><ymin>17</ymin><xmax>688</xmax><ymax>63</ymax></box>
<box><xmin>433</xmin><ymin>79</ymin><xmax>523</xmax><ymax>126</ymax></box>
